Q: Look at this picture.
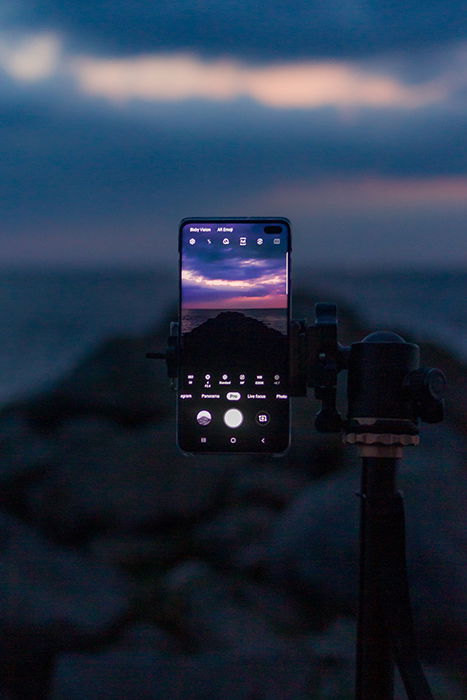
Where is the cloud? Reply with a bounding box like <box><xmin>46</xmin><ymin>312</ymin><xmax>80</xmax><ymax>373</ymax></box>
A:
<box><xmin>253</xmin><ymin>175</ymin><xmax>467</xmax><ymax>211</ymax></box>
<box><xmin>70</xmin><ymin>53</ymin><xmax>445</xmax><ymax>110</ymax></box>
<box><xmin>2</xmin><ymin>32</ymin><xmax>466</xmax><ymax>112</ymax></box>
<box><xmin>0</xmin><ymin>33</ymin><xmax>61</xmax><ymax>81</ymax></box>
<box><xmin>182</xmin><ymin>268</ymin><xmax>284</xmax><ymax>290</ymax></box>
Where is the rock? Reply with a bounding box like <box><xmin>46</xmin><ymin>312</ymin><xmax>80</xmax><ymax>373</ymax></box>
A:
<box><xmin>160</xmin><ymin>560</ymin><xmax>303</xmax><ymax>654</ymax></box>
<box><xmin>20</xmin><ymin>331</ymin><xmax>173</xmax><ymax>429</ymax></box>
<box><xmin>266</xmin><ymin>463</ymin><xmax>360</xmax><ymax>606</ymax></box>
<box><xmin>25</xmin><ymin>417</ymin><xmax>234</xmax><ymax>541</ymax></box>
<box><xmin>115</xmin><ymin>623</ymin><xmax>180</xmax><ymax>654</ymax></box>
<box><xmin>192</xmin><ymin>505</ymin><xmax>275</xmax><ymax>566</ymax></box>
<box><xmin>89</xmin><ymin>532</ymin><xmax>187</xmax><ymax>572</ymax></box>
<box><xmin>307</xmin><ymin>617</ymin><xmax>355</xmax><ymax>699</ymax></box>
<box><xmin>230</xmin><ymin>580</ymin><xmax>315</xmax><ymax>634</ymax></box>
<box><xmin>51</xmin><ymin>649</ymin><xmax>318</xmax><ymax>700</ymax></box>
<box><xmin>0</xmin><ymin>409</ymin><xmax>53</xmax><ymax>482</ymax></box>
<box><xmin>266</xmin><ymin>425</ymin><xmax>467</xmax><ymax>667</ymax></box>
<box><xmin>286</xmin><ymin>401</ymin><xmax>346</xmax><ymax>479</ymax></box>
<box><xmin>0</xmin><ymin>510</ymin><xmax>129</xmax><ymax>698</ymax></box>
<box><xmin>0</xmin><ymin>510</ymin><xmax>129</xmax><ymax>638</ymax></box>
<box><xmin>229</xmin><ymin>466</ymin><xmax>309</xmax><ymax>509</ymax></box>
<box><xmin>182</xmin><ymin>311</ymin><xmax>287</xmax><ymax>372</ymax></box>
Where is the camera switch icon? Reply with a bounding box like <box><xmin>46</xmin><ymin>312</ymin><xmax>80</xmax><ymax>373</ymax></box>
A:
<box><xmin>256</xmin><ymin>411</ymin><xmax>270</xmax><ymax>425</ymax></box>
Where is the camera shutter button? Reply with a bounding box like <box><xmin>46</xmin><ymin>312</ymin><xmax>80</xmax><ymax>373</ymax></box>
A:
<box><xmin>224</xmin><ymin>408</ymin><xmax>243</xmax><ymax>428</ymax></box>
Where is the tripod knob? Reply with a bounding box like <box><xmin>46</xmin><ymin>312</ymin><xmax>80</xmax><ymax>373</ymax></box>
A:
<box><xmin>309</xmin><ymin>303</ymin><xmax>348</xmax><ymax>432</ymax></box>
<box><xmin>404</xmin><ymin>367</ymin><xmax>446</xmax><ymax>423</ymax></box>
<box><xmin>146</xmin><ymin>321</ymin><xmax>179</xmax><ymax>385</ymax></box>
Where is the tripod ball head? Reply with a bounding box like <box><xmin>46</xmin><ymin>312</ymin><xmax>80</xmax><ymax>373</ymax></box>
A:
<box><xmin>345</xmin><ymin>330</ymin><xmax>445</xmax><ymax>456</ymax></box>
<box><xmin>347</xmin><ymin>331</ymin><xmax>420</xmax><ymax>423</ymax></box>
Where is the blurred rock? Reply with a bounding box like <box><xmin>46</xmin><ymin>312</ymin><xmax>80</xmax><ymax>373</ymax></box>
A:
<box><xmin>231</xmin><ymin>579</ymin><xmax>315</xmax><ymax>634</ymax></box>
<box><xmin>192</xmin><ymin>505</ymin><xmax>275</xmax><ymax>566</ymax></box>
<box><xmin>89</xmin><ymin>532</ymin><xmax>187</xmax><ymax>572</ymax></box>
<box><xmin>20</xmin><ymin>332</ymin><xmax>173</xmax><ymax>429</ymax></box>
<box><xmin>24</xmin><ymin>417</ymin><xmax>234</xmax><ymax>541</ymax></box>
<box><xmin>286</xmin><ymin>401</ymin><xmax>346</xmax><ymax>479</ymax></box>
<box><xmin>160</xmin><ymin>560</ymin><xmax>304</xmax><ymax>654</ymax></box>
<box><xmin>307</xmin><ymin>617</ymin><xmax>355</xmax><ymax>699</ymax></box>
<box><xmin>115</xmin><ymin>622</ymin><xmax>180</xmax><ymax>654</ymax></box>
<box><xmin>0</xmin><ymin>409</ymin><xmax>53</xmax><ymax>482</ymax></box>
<box><xmin>0</xmin><ymin>510</ymin><xmax>129</xmax><ymax>638</ymax></box>
<box><xmin>266</xmin><ymin>425</ymin><xmax>467</xmax><ymax>667</ymax></box>
<box><xmin>0</xmin><ymin>510</ymin><xmax>129</xmax><ymax>698</ymax></box>
<box><xmin>51</xmin><ymin>649</ymin><xmax>317</xmax><ymax>700</ymax></box>
<box><xmin>229</xmin><ymin>466</ymin><xmax>309</xmax><ymax>509</ymax></box>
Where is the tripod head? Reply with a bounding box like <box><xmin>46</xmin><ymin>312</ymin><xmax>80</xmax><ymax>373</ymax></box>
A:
<box><xmin>302</xmin><ymin>303</ymin><xmax>446</xmax><ymax>456</ymax></box>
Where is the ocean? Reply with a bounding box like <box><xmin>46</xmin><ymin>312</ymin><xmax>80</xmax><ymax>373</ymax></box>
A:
<box><xmin>0</xmin><ymin>267</ymin><xmax>465</xmax><ymax>406</ymax></box>
<box><xmin>0</xmin><ymin>268</ymin><xmax>174</xmax><ymax>405</ymax></box>
<box><xmin>306</xmin><ymin>269</ymin><xmax>467</xmax><ymax>362</ymax></box>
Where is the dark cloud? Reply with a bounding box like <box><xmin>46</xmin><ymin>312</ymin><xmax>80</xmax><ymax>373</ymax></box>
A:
<box><xmin>1</xmin><ymin>87</ymin><xmax>466</xmax><ymax>267</ymax></box>
<box><xmin>2</xmin><ymin>92</ymin><xmax>466</xmax><ymax>222</ymax></box>
<box><xmin>8</xmin><ymin>0</ymin><xmax>467</xmax><ymax>60</ymax></box>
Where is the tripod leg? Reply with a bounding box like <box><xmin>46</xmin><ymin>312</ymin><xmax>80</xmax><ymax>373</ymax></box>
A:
<box><xmin>356</xmin><ymin>457</ymin><xmax>396</xmax><ymax>700</ymax></box>
<box><xmin>381</xmin><ymin>492</ymin><xmax>435</xmax><ymax>700</ymax></box>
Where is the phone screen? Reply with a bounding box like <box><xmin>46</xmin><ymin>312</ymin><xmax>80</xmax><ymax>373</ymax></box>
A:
<box><xmin>178</xmin><ymin>218</ymin><xmax>290</xmax><ymax>453</ymax></box>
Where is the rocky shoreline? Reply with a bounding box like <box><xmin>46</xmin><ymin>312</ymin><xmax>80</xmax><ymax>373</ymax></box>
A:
<box><xmin>0</xmin><ymin>292</ymin><xmax>465</xmax><ymax>699</ymax></box>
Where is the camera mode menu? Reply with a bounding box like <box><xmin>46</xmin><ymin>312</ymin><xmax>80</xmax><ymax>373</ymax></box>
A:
<box><xmin>178</xmin><ymin>371</ymin><xmax>289</xmax><ymax>452</ymax></box>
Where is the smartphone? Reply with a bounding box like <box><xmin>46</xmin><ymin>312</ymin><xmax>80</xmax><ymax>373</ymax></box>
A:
<box><xmin>177</xmin><ymin>217</ymin><xmax>291</xmax><ymax>454</ymax></box>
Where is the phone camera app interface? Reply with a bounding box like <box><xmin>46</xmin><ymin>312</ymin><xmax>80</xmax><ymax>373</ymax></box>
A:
<box><xmin>179</xmin><ymin>221</ymin><xmax>289</xmax><ymax>452</ymax></box>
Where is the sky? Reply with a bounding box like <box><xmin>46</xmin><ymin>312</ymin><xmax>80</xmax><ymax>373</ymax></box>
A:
<box><xmin>181</xmin><ymin>225</ymin><xmax>288</xmax><ymax>309</ymax></box>
<box><xmin>1</xmin><ymin>1</ymin><xmax>467</xmax><ymax>269</ymax></box>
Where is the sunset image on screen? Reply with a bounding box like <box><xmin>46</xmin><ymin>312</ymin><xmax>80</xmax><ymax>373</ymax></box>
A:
<box><xmin>181</xmin><ymin>228</ymin><xmax>288</xmax><ymax>336</ymax></box>
<box><xmin>181</xmin><ymin>241</ymin><xmax>287</xmax><ymax>310</ymax></box>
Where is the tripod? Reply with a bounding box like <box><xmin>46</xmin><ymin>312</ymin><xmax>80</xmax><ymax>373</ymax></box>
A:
<box><xmin>148</xmin><ymin>303</ymin><xmax>446</xmax><ymax>700</ymax></box>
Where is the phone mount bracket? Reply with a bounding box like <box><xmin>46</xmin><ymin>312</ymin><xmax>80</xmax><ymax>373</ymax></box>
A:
<box><xmin>146</xmin><ymin>321</ymin><xmax>179</xmax><ymax>389</ymax></box>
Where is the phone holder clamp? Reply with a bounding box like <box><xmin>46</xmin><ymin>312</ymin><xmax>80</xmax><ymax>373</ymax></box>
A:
<box><xmin>146</xmin><ymin>321</ymin><xmax>179</xmax><ymax>389</ymax></box>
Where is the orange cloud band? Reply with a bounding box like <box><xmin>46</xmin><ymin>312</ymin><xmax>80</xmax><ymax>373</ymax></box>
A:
<box><xmin>71</xmin><ymin>53</ymin><xmax>445</xmax><ymax>110</ymax></box>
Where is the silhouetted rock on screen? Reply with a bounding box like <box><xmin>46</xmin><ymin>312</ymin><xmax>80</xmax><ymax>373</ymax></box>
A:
<box><xmin>181</xmin><ymin>311</ymin><xmax>287</xmax><ymax>371</ymax></box>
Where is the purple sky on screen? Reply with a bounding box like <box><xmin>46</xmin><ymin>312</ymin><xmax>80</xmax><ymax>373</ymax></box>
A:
<box><xmin>182</xmin><ymin>247</ymin><xmax>287</xmax><ymax>309</ymax></box>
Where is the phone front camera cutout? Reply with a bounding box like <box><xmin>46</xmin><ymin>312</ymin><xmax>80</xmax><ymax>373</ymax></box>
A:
<box><xmin>264</xmin><ymin>225</ymin><xmax>282</xmax><ymax>234</ymax></box>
